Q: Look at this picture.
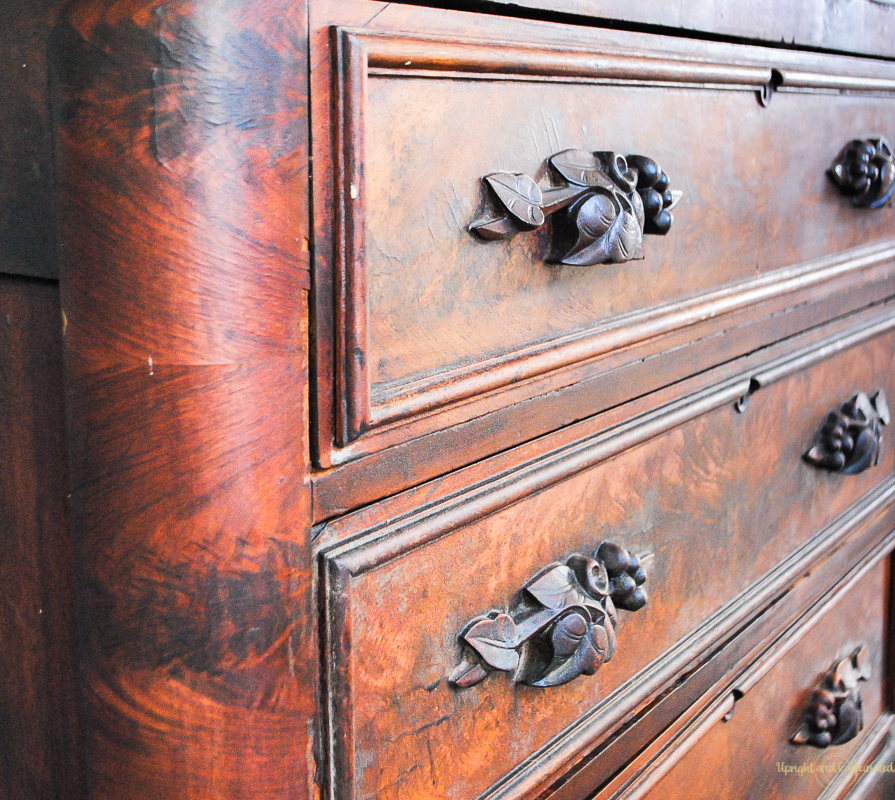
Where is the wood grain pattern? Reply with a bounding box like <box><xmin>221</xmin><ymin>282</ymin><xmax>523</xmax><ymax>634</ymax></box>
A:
<box><xmin>632</xmin><ymin>559</ymin><xmax>890</xmax><ymax>800</ymax></box>
<box><xmin>55</xmin><ymin>1</ymin><xmax>313</xmax><ymax>798</ymax></box>
<box><xmin>321</xmin><ymin>321</ymin><xmax>895</xmax><ymax>800</ymax></box>
<box><xmin>546</xmin><ymin>504</ymin><xmax>895</xmax><ymax>800</ymax></box>
<box><xmin>313</xmin><ymin>288</ymin><xmax>895</xmax><ymax>521</ymax></box>
<box><xmin>450</xmin><ymin>0</ymin><xmax>895</xmax><ymax>60</ymax></box>
<box><xmin>311</xmin><ymin>2</ymin><xmax>895</xmax><ymax>478</ymax></box>
<box><xmin>0</xmin><ymin>277</ymin><xmax>85</xmax><ymax>800</ymax></box>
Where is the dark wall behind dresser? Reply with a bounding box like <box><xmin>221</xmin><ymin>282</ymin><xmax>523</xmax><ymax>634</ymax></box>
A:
<box><xmin>0</xmin><ymin>2</ymin><xmax>86</xmax><ymax>799</ymax></box>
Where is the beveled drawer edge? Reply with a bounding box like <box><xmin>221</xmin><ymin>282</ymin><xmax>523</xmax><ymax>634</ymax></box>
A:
<box><xmin>321</xmin><ymin>475</ymin><xmax>895</xmax><ymax>800</ymax></box>
<box><xmin>835</xmin><ymin>725</ymin><xmax>895</xmax><ymax>800</ymax></box>
<box><xmin>368</xmin><ymin>242</ymin><xmax>895</xmax><ymax>431</ymax></box>
<box><xmin>321</xmin><ymin>308</ymin><xmax>895</xmax><ymax>572</ymax></box>
<box><xmin>486</xmin><ymin>482</ymin><xmax>895</xmax><ymax>800</ymax></box>
<box><xmin>590</xmin><ymin>535</ymin><xmax>895</xmax><ymax>800</ymax></box>
<box><xmin>543</xmin><ymin>495</ymin><xmax>895</xmax><ymax>800</ymax></box>
<box><xmin>353</xmin><ymin>29</ymin><xmax>771</xmax><ymax>88</ymax></box>
<box><xmin>815</xmin><ymin>714</ymin><xmax>893</xmax><ymax>800</ymax></box>
<box><xmin>325</xmin><ymin>13</ymin><xmax>895</xmax><ymax>454</ymax></box>
<box><xmin>612</xmin><ymin>710</ymin><xmax>894</xmax><ymax>800</ymax></box>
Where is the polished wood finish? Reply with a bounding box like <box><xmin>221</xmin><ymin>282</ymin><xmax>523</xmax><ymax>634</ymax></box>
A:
<box><xmin>40</xmin><ymin>0</ymin><xmax>895</xmax><ymax>798</ymax></box>
<box><xmin>321</xmin><ymin>319</ymin><xmax>895</xmax><ymax>800</ymax></box>
<box><xmin>0</xmin><ymin>276</ymin><xmax>85</xmax><ymax>800</ymax></box>
<box><xmin>55</xmin><ymin>1</ymin><xmax>312</xmax><ymax>798</ymax></box>
<box><xmin>311</xmin><ymin>1</ymin><xmax>895</xmax><ymax>490</ymax></box>
<box><xmin>629</xmin><ymin>559</ymin><xmax>890</xmax><ymax>800</ymax></box>
<box><xmin>438</xmin><ymin>0</ymin><xmax>895</xmax><ymax>60</ymax></box>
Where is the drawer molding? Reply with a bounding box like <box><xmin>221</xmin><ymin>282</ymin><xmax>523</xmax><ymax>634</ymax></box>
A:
<box><xmin>324</xmin><ymin>309</ymin><xmax>895</xmax><ymax>571</ymax></box>
<box><xmin>449</xmin><ymin>542</ymin><xmax>652</xmax><ymax>689</ymax></box>
<box><xmin>323</xmin><ymin>475</ymin><xmax>895</xmax><ymax>800</ymax></box>
<box><xmin>590</xmin><ymin>527</ymin><xmax>895</xmax><ymax>800</ymax></box>
<box><xmin>322</xmin><ymin>18</ymin><xmax>895</xmax><ymax>458</ymax></box>
<box><xmin>326</xmin><ymin>232</ymin><xmax>895</xmax><ymax>460</ymax></box>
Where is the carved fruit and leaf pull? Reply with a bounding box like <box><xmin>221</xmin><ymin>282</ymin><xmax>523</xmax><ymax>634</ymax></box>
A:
<box><xmin>828</xmin><ymin>138</ymin><xmax>895</xmax><ymax>209</ymax></box>
<box><xmin>449</xmin><ymin>542</ymin><xmax>652</xmax><ymax>689</ymax></box>
<box><xmin>791</xmin><ymin>646</ymin><xmax>871</xmax><ymax>748</ymax></box>
<box><xmin>469</xmin><ymin>149</ymin><xmax>682</xmax><ymax>266</ymax></box>
<box><xmin>804</xmin><ymin>390</ymin><xmax>889</xmax><ymax>475</ymax></box>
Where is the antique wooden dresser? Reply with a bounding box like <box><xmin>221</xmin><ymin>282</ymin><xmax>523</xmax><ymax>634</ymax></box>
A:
<box><xmin>6</xmin><ymin>0</ymin><xmax>895</xmax><ymax>798</ymax></box>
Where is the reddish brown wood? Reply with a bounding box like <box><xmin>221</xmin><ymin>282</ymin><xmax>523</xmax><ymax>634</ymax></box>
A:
<box><xmin>320</xmin><ymin>321</ymin><xmax>895</xmax><ymax>800</ymax></box>
<box><xmin>310</xmin><ymin>1</ymin><xmax>895</xmax><ymax>492</ymax></box>
<box><xmin>45</xmin><ymin>2</ymin><xmax>895</xmax><ymax>798</ymax></box>
<box><xmin>631</xmin><ymin>559</ymin><xmax>891</xmax><ymax>800</ymax></box>
<box><xmin>546</xmin><ymin>500</ymin><xmax>895</xmax><ymax>800</ymax></box>
<box><xmin>437</xmin><ymin>0</ymin><xmax>895</xmax><ymax>60</ymax></box>
<box><xmin>55</xmin><ymin>1</ymin><xmax>313</xmax><ymax>798</ymax></box>
<box><xmin>0</xmin><ymin>276</ymin><xmax>85</xmax><ymax>800</ymax></box>
<box><xmin>313</xmin><ymin>289</ymin><xmax>895</xmax><ymax>520</ymax></box>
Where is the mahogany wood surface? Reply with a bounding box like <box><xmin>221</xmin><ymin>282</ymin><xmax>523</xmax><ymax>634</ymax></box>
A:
<box><xmin>406</xmin><ymin>0</ymin><xmax>895</xmax><ymax>61</ymax></box>
<box><xmin>321</xmin><ymin>320</ymin><xmax>895</xmax><ymax>800</ymax></box>
<box><xmin>48</xmin><ymin>0</ymin><xmax>895</xmax><ymax>798</ymax></box>
<box><xmin>55</xmin><ymin>1</ymin><xmax>313</xmax><ymax>798</ymax></box>
<box><xmin>547</xmin><ymin>499</ymin><xmax>895</xmax><ymax>800</ymax></box>
<box><xmin>309</xmin><ymin>0</ymin><xmax>895</xmax><ymax>502</ymax></box>
<box><xmin>0</xmin><ymin>276</ymin><xmax>85</xmax><ymax>800</ymax></box>
<box><xmin>634</xmin><ymin>558</ymin><xmax>890</xmax><ymax>800</ymax></box>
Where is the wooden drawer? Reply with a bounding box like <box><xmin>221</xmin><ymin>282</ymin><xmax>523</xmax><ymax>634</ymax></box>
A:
<box><xmin>469</xmin><ymin>0</ymin><xmax>895</xmax><ymax>60</ymax></box>
<box><xmin>607</xmin><ymin>557</ymin><xmax>891</xmax><ymax>800</ymax></box>
<box><xmin>310</xmin><ymin>0</ymin><xmax>895</xmax><ymax>503</ymax></box>
<box><xmin>319</xmin><ymin>312</ymin><xmax>895</xmax><ymax>800</ymax></box>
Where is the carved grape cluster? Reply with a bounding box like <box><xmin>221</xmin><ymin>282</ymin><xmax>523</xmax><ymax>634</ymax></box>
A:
<box><xmin>828</xmin><ymin>138</ymin><xmax>895</xmax><ymax>209</ymax></box>
<box><xmin>469</xmin><ymin>148</ymin><xmax>680</xmax><ymax>267</ymax></box>
<box><xmin>449</xmin><ymin>541</ymin><xmax>653</xmax><ymax>689</ymax></box>
<box><xmin>597</xmin><ymin>541</ymin><xmax>649</xmax><ymax>611</ymax></box>
<box><xmin>792</xmin><ymin>646</ymin><xmax>870</xmax><ymax>748</ymax></box>
<box><xmin>626</xmin><ymin>156</ymin><xmax>675</xmax><ymax>235</ymax></box>
<box><xmin>804</xmin><ymin>390</ymin><xmax>889</xmax><ymax>475</ymax></box>
<box><xmin>800</xmin><ymin>689</ymin><xmax>847</xmax><ymax>747</ymax></box>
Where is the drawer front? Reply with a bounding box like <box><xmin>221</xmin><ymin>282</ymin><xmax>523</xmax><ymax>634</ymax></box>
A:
<box><xmin>320</xmin><ymin>317</ymin><xmax>895</xmax><ymax>800</ymax></box>
<box><xmin>311</xmin><ymin>1</ymin><xmax>895</xmax><ymax>473</ymax></box>
<box><xmin>485</xmin><ymin>0</ymin><xmax>895</xmax><ymax>60</ymax></box>
<box><xmin>624</xmin><ymin>558</ymin><xmax>890</xmax><ymax>800</ymax></box>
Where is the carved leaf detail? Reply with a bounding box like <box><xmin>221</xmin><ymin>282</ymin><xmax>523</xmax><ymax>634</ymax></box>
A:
<box><xmin>560</xmin><ymin>209</ymin><xmax>622</xmax><ymax>266</ymax></box>
<box><xmin>468</xmin><ymin>215</ymin><xmax>517</xmax><ymax>241</ymax></box>
<box><xmin>532</xmin><ymin>612</ymin><xmax>611</xmax><ymax>688</ymax></box>
<box><xmin>448</xmin><ymin>659</ymin><xmax>490</xmax><ymax>688</ymax></box>
<box><xmin>549</xmin><ymin>149</ymin><xmax>616</xmax><ymax>190</ymax></box>
<box><xmin>484</xmin><ymin>173</ymin><xmax>545</xmax><ymax>229</ymax></box>
<box><xmin>463</xmin><ymin>613</ymin><xmax>519</xmax><ymax>672</ymax></box>
<box><xmin>451</xmin><ymin>541</ymin><xmax>650</xmax><ymax>690</ymax></box>
<box><xmin>873</xmin><ymin>390</ymin><xmax>891</xmax><ymax>425</ymax></box>
<box><xmin>526</xmin><ymin>565</ymin><xmax>595</xmax><ymax>611</ymax></box>
<box><xmin>607</xmin><ymin>205</ymin><xmax>644</xmax><ymax>263</ymax></box>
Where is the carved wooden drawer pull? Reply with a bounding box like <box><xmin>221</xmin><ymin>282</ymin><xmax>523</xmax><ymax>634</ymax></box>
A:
<box><xmin>469</xmin><ymin>149</ymin><xmax>681</xmax><ymax>266</ymax></box>
<box><xmin>804</xmin><ymin>390</ymin><xmax>889</xmax><ymax>474</ymax></box>
<box><xmin>828</xmin><ymin>138</ymin><xmax>895</xmax><ymax>209</ymax></box>
<box><xmin>791</xmin><ymin>646</ymin><xmax>870</xmax><ymax>748</ymax></box>
<box><xmin>449</xmin><ymin>542</ymin><xmax>652</xmax><ymax>689</ymax></box>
